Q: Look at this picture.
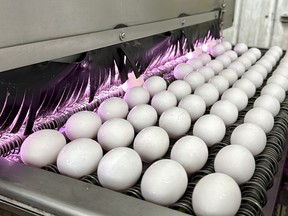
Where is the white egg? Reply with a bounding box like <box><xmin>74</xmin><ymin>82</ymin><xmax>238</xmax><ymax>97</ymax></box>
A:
<box><xmin>97</xmin><ymin>97</ymin><xmax>129</xmax><ymax>122</ymax></box>
<box><xmin>211</xmin><ymin>44</ymin><xmax>226</xmax><ymax>57</ymax></box>
<box><xmin>64</xmin><ymin>111</ymin><xmax>102</xmax><ymax>141</ymax></box>
<box><xmin>208</xmin><ymin>75</ymin><xmax>229</xmax><ymax>95</ymax></box>
<box><xmin>193</xmin><ymin>114</ymin><xmax>226</xmax><ymax>147</ymax></box>
<box><xmin>167</xmin><ymin>80</ymin><xmax>192</xmax><ymax>102</ymax></box>
<box><xmin>273</xmin><ymin>68</ymin><xmax>288</xmax><ymax>79</ymax></box>
<box><xmin>57</xmin><ymin>138</ymin><xmax>103</xmax><ymax>178</ymax></box>
<box><xmin>216</xmin><ymin>55</ymin><xmax>232</xmax><ymax>68</ymax></box>
<box><xmin>198</xmin><ymin>53</ymin><xmax>212</xmax><ymax>65</ymax></box>
<box><xmin>184</xmin><ymin>72</ymin><xmax>205</xmax><ymax>91</ymax></box>
<box><xmin>192</xmin><ymin>173</ymin><xmax>241</xmax><ymax>216</ymax></box>
<box><xmin>270</xmin><ymin>46</ymin><xmax>283</xmax><ymax>56</ymax></box>
<box><xmin>97</xmin><ymin>118</ymin><xmax>134</xmax><ymax>151</ymax></box>
<box><xmin>159</xmin><ymin>107</ymin><xmax>191</xmax><ymax>139</ymax></box>
<box><xmin>206</xmin><ymin>59</ymin><xmax>224</xmax><ymax>75</ymax></box>
<box><xmin>194</xmin><ymin>83</ymin><xmax>219</xmax><ymax>107</ymax></box>
<box><xmin>171</xmin><ymin>135</ymin><xmax>208</xmax><ymax>176</ymax></box>
<box><xmin>254</xmin><ymin>94</ymin><xmax>280</xmax><ymax>117</ymax></box>
<box><xmin>262</xmin><ymin>54</ymin><xmax>277</xmax><ymax>67</ymax></box>
<box><xmin>141</xmin><ymin>159</ymin><xmax>188</xmax><ymax>206</ymax></box>
<box><xmin>224</xmin><ymin>50</ymin><xmax>238</xmax><ymax>61</ymax></box>
<box><xmin>151</xmin><ymin>90</ymin><xmax>177</xmax><ymax>115</ymax></box>
<box><xmin>261</xmin><ymin>83</ymin><xmax>286</xmax><ymax>103</ymax></box>
<box><xmin>187</xmin><ymin>58</ymin><xmax>203</xmax><ymax>70</ymax></box>
<box><xmin>267</xmin><ymin>74</ymin><xmax>288</xmax><ymax>91</ymax></box>
<box><xmin>249</xmin><ymin>64</ymin><xmax>267</xmax><ymax>79</ymax></box>
<box><xmin>227</xmin><ymin>61</ymin><xmax>246</xmax><ymax>77</ymax></box>
<box><xmin>222</xmin><ymin>41</ymin><xmax>232</xmax><ymax>50</ymax></box>
<box><xmin>242</xmin><ymin>70</ymin><xmax>264</xmax><ymax>88</ymax></box>
<box><xmin>124</xmin><ymin>86</ymin><xmax>150</xmax><ymax>109</ymax></box>
<box><xmin>234</xmin><ymin>43</ymin><xmax>248</xmax><ymax>55</ymax></box>
<box><xmin>243</xmin><ymin>52</ymin><xmax>257</xmax><ymax>64</ymax></box>
<box><xmin>231</xmin><ymin>123</ymin><xmax>266</xmax><ymax>156</ymax></box>
<box><xmin>143</xmin><ymin>76</ymin><xmax>167</xmax><ymax>97</ymax></box>
<box><xmin>219</xmin><ymin>69</ymin><xmax>238</xmax><ymax>86</ymax></box>
<box><xmin>133</xmin><ymin>126</ymin><xmax>169</xmax><ymax>163</ymax></box>
<box><xmin>214</xmin><ymin>145</ymin><xmax>255</xmax><ymax>185</ymax></box>
<box><xmin>266</xmin><ymin>50</ymin><xmax>281</xmax><ymax>61</ymax></box>
<box><xmin>249</xmin><ymin>48</ymin><xmax>262</xmax><ymax>59</ymax></box>
<box><xmin>210</xmin><ymin>100</ymin><xmax>238</xmax><ymax>126</ymax></box>
<box><xmin>256</xmin><ymin>59</ymin><xmax>273</xmax><ymax>73</ymax></box>
<box><xmin>173</xmin><ymin>63</ymin><xmax>194</xmax><ymax>80</ymax></box>
<box><xmin>20</xmin><ymin>130</ymin><xmax>66</xmax><ymax>167</ymax></box>
<box><xmin>197</xmin><ymin>66</ymin><xmax>215</xmax><ymax>82</ymax></box>
<box><xmin>237</xmin><ymin>56</ymin><xmax>252</xmax><ymax>70</ymax></box>
<box><xmin>221</xmin><ymin>88</ymin><xmax>248</xmax><ymax>111</ymax></box>
<box><xmin>98</xmin><ymin>147</ymin><xmax>142</xmax><ymax>191</ymax></box>
<box><xmin>127</xmin><ymin>104</ymin><xmax>158</xmax><ymax>132</ymax></box>
<box><xmin>244</xmin><ymin>107</ymin><xmax>274</xmax><ymax>133</ymax></box>
<box><xmin>232</xmin><ymin>78</ymin><xmax>256</xmax><ymax>99</ymax></box>
<box><xmin>178</xmin><ymin>94</ymin><xmax>206</xmax><ymax>121</ymax></box>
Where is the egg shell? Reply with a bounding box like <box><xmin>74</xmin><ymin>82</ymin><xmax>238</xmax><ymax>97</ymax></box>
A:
<box><xmin>186</xmin><ymin>58</ymin><xmax>203</xmax><ymax>70</ymax></box>
<box><xmin>211</xmin><ymin>44</ymin><xmax>226</xmax><ymax>57</ymax></box>
<box><xmin>197</xmin><ymin>66</ymin><xmax>215</xmax><ymax>82</ymax></box>
<box><xmin>208</xmin><ymin>75</ymin><xmax>229</xmax><ymax>95</ymax></box>
<box><xmin>214</xmin><ymin>145</ymin><xmax>255</xmax><ymax>185</ymax></box>
<box><xmin>234</xmin><ymin>43</ymin><xmax>248</xmax><ymax>55</ymax></box>
<box><xmin>249</xmin><ymin>48</ymin><xmax>262</xmax><ymax>59</ymax></box>
<box><xmin>20</xmin><ymin>129</ymin><xmax>66</xmax><ymax>167</ymax></box>
<box><xmin>210</xmin><ymin>100</ymin><xmax>238</xmax><ymax>126</ymax></box>
<box><xmin>267</xmin><ymin>74</ymin><xmax>288</xmax><ymax>91</ymax></box>
<box><xmin>184</xmin><ymin>72</ymin><xmax>205</xmax><ymax>92</ymax></box>
<box><xmin>242</xmin><ymin>52</ymin><xmax>257</xmax><ymax>64</ymax></box>
<box><xmin>266</xmin><ymin>50</ymin><xmax>281</xmax><ymax>61</ymax></box>
<box><xmin>97</xmin><ymin>118</ymin><xmax>134</xmax><ymax>151</ymax></box>
<box><xmin>65</xmin><ymin>111</ymin><xmax>102</xmax><ymax>140</ymax></box>
<box><xmin>178</xmin><ymin>94</ymin><xmax>206</xmax><ymax>121</ymax></box>
<box><xmin>141</xmin><ymin>159</ymin><xmax>188</xmax><ymax>206</ymax></box>
<box><xmin>232</xmin><ymin>78</ymin><xmax>256</xmax><ymax>99</ymax></box>
<box><xmin>170</xmin><ymin>135</ymin><xmax>208</xmax><ymax>176</ymax></box>
<box><xmin>256</xmin><ymin>59</ymin><xmax>273</xmax><ymax>73</ymax></box>
<box><xmin>222</xmin><ymin>41</ymin><xmax>232</xmax><ymax>50</ymax></box>
<box><xmin>242</xmin><ymin>70</ymin><xmax>264</xmax><ymax>88</ymax></box>
<box><xmin>219</xmin><ymin>69</ymin><xmax>238</xmax><ymax>86</ymax></box>
<box><xmin>143</xmin><ymin>76</ymin><xmax>167</xmax><ymax>97</ymax></box>
<box><xmin>221</xmin><ymin>87</ymin><xmax>248</xmax><ymax>111</ymax></box>
<box><xmin>227</xmin><ymin>61</ymin><xmax>246</xmax><ymax>77</ymax></box>
<box><xmin>194</xmin><ymin>83</ymin><xmax>219</xmax><ymax>107</ymax></box>
<box><xmin>167</xmin><ymin>80</ymin><xmax>192</xmax><ymax>102</ymax></box>
<box><xmin>253</xmin><ymin>94</ymin><xmax>280</xmax><ymax>117</ymax></box>
<box><xmin>224</xmin><ymin>50</ymin><xmax>238</xmax><ymax>61</ymax></box>
<box><xmin>57</xmin><ymin>138</ymin><xmax>103</xmax><ymax>178</ymax></box>
<box><xmin>237</xmin><ymin>56</ymin><xmax>252</xmax><ymax>70</ymax></box>
<box><xmin>231</xmin><ymin>123</ymin><xmax>266</xmax><ymax>156</ymax></box>
<box><xmin>133</xmin><ymin>126</ymin><xmax>169</xmax><ymax>163</ymax></box>
<box><xmin>151</xmin><ymin>90</ymin><xmax>177</xmax><ymax>115</ymax></box>
<box><xmin>192</xmin><ymin>173</ymin><xmax>241</xmax><ymax>216</ymax></box>
<box><xmin>173</xmin><ymin>63</ymin><xmax>194</xmax><ymax>80</ymax></box>
<box><xmin>124</xmin><ymin>86</ymin><xmax>150</xmax><ymax>109</ymax></box>
<box><xmin>198</xmin><ymin>53</ymin><xmax>212</xmax><ymax>65</ymax></box>
<box><xmin>216</xmin><ymin>54</ymin><xmax>232</xmax><ymax>68</ymax></box>
<box><xmin>270</xmin><ymin>46</ymin><xmax>283</xmax><ymax>56</ymax></box>
<box><xmin>261</xmin><ymin>83</ymin><xmax>286</xmax><ymax>103</ymax></box>
<box><xmin>273</xmin><ymin>68</ymin><xmax>288</xmax><ymax>79</ymax></box>
<box><xmin>206</xmin><ymin>59</ymin><xmax>224</xmax><ymax>75</ymax></box>
<box><xmin>98</xmin><ymin>147</ymin><xmax>142</xmax><ymax>191</ymax></box>
<box><xmin>249</xmin><ymin>65</ymin><xmax>267</xmax><ymax>79</ymax></box>
<box><xmin>193</xmin><ymin>114</ymin><xmax>226</xmax><ymax>147</ymax></box>
<box><xmin>262</xmin><ymin>54</ymin><xmax>277</xmax><ymax>67</ymax></box>
<box><xmin>97</xmin><ymin>97</ymin><xmax>129</xmax><ymax>122</ymax></box>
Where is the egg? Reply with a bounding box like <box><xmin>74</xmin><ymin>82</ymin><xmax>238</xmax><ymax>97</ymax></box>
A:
<box><xmin>173</xmin><ymin>63</ymin><xmax>194</xmax><ymax>80</ymax></box>
<box><xmin>159</xmin><ymin>107</ymin><xmax>191</xmax><ymax>139</ymax></box>
<box><xmin>192</xmin><ymin>173</ymin><xmax>241</xmax><ymax>216</ymax></box>
<box><xmin>221</xmin><ymin>87</ymin><xmax>248</xmax><ymax>111</ymax></box>
<box><xmin>219</xmin><ymin>69</ymin><xmax>238</xmax><ymax>86</ymax></box>
<box><xmin>170</xmin><ymin>135</ymin><xmax>208</xmax><ymax>176</ymax></box>
<box><xmin>267</xmin><ymin>74</ymin><xmax>288</xmax><ymax>91</ymax></box>
<box><xmin>244</xmin><ymin>107</ymin><xmax>274</xmax><ymax>133</ymax></box>
<box><xmin>249</xmin><ymin>64</ymin><xmax>267</xmax><ymax>79</ymax></box>
<box><xmin>227</xmin><ymin>61</ymin><xmax>246</xmax><ymax>77</ymax></box>
<box><xmin>266</xmin><ymin>50</ymin><xmax>281</xmax><ymax>61</ymax></box>
<box><xmin>141</xmin><ymin>159</ymin><xmax>188</xmax><ymax>206</ymax></box>
<box><xmin>97</xmin><ymin>97</ymin><xmax>129</xmax><ymax>122</ymax></box>
<box><xmin>178</xmin><ymin>94</ymin><xmax>206</xmax><ymax>121</ymax></box>
<box><xmin>216</xmin><ymin>54</ymin><xmax>232</xmax><ymax>68</ymax></box>
<box><xmin>270</xmin><ymin>46</ymin><xmax>283</xmax><ymax>57</ymax></box>
<box><xmin>231</xmin><ymin>123</ymin><xmax>266</xmax><ymax>156</ymax></box>
<box><xmin>193</xmin><ymin>114</ymin><xmax>226</xmax><ymax>147</ymax></box>
<box><xmin>211</xmin><ymin>44</ymin><xmax>226</xmax><ymax>57</ymax></box>
<box><xmin>97</xmin><ymin>118</ymin><xmax>134</xmax><ymax>151</ymax></box>
<box><xmin>273</xmin><ymin>68</ymin><xmax>288</xmax><ymax>79</ymax></box>
<box><xmin>261</xmin><ymin>83</ymin><xmax>286</xmax><ymax>103</ymax></box>
<box><xmin>184</xmin><ymin>72</ymin><xmax>205</xmax><ymax>91</ymax></box>
<box><xmin>198</xmin><ymin>53</ymin><xmax>212</xmax><ymax>65</ymax></box>
<box><xmin>210</xmin><ymin>100</ymin><xmax>238</xmax><ymax>126</ymax></box>
<box><xmin>151</xmin><ymin>90</ymin><xmax>177</xmax><ymax>115</ymax></box>
<box><xmin>143</xmin><ymin>76</ymin><xmax>167</xmax><ymax>97</ymax></box>
<box><xmin>262</xmin><ymin>54</ymin><xmax>277</xmax><ymax>67</ymax></box>
<box><xmin>243</xmin><ymin>52</ymin><xmax>257</xmax><ymax>64</ymax></box>
<box><xmin>98</xmin><ymin>147</ymin><xmax>142</xmax><ymax>191</ymax></box>
<box><xmin>127</xmin><ymin>104</ymin><xmax>158</xmax><ymax>132</ymax></box>
<box><xmin>256</xmin><ymin>59</ymin><xmax>273</xmax><ymax>73</ymax></box>
<box><xmin>65</xmin><ymin>111</ymin><xmax>102</xmax><ymax>140</ymax></box>
<box><xmin>194</xmin><ymin>83</ymin><xmax>219</xmax><ymax>107</ymax></box>
<box><xmin>237</xmin><ymin>56</ymin><xmax>252</xmax><ymax>70</ymax></box>
<box><xmin>208</xmin><ymin>75</ymin><xmax>229</xmax><ymax>95</ymax></box>
<box><xmin>187</xmin><ymin>58</ymin><xmax>203</xmax><ymax>70</ymax></box>
<box><xmin>254</xmin><ymin>94</ymin><xmax>280</xmax><ymax>117</ymax></box>
<box><xmin>234</xmin><ymin>43</ymin><xmax>248</xmax><ymax>55</ymax></box>
<box><xmin>197</xmin><ymin>66</ymin><xmax>215</xmax><ymax>82</ymax></box>
<box><xmin>232</xmin><ymin>78</ymin><xmax>256</xmax><ymax>98</ymax></box>
<box><xmin>167</xmin><ymin>80</ymin><xmax>192</xmax><ymax>102</ymax></box>
<box><xmin>206</xmin><ymin>59</ymin><xmax>224</xmax><ymax>75</ymax></box>
<box><xmin>224</xmin><ymin>50</ymin><xmax>238</xmax><ymax>61</ymax></box>
<box><xmin>123</xmin><ymin>86</ymin><xmax>150</xmax><ymax>109</ymax></box>
<box><xmin>222</xmin><ymin>41</ymin><xmax>232</xmax><ymax>50</ymax></box>
<box><xmin>249</xmin><ymin>47</ymin><xmax>262</xmax><ymax>59</ymax></box>
<box><xmin>20</xmin><ymin>129</ymin><xmax>66</xmax><ymax>167</ymax></box>
<box><xmin>242</xmin><ymin>70</ymin><xmax>264</xmax><ymax>88</ymax></box>
<box><xmin>214</xmin><ymin>145</ymin><xmax>255</xmax><ymax>185</ymax></box>
<box><xmin>57</xmin><ymin>138</ymin><xmax>103</xmax><ymax>178</ymax></box>
<box><xmin>133</xmin><ymin>126</ymin><xmax>169</xmax><ymax>163</ymax></box>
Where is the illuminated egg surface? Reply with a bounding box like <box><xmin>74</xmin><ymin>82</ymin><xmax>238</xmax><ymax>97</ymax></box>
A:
<box><xmin>97</xmin><ymin>118</ymin><xmax>134</xmax><ymax>151</ymax></box>
<box><xmin>267</xmin><ymin>74</ymin><xmax>288</xmax><ymax>91</ymax></box>
<box><xmin>273</xmin><ymin>68</ymin><xmax>288</xmax><ymax>79</ymax></box>
<box><xmin>194</xmin><ymin>83</ymin><xmax>219</xmax><ymax>107</ymax></box>
<box><xmin>98</xmin><ymin>147</ymin><xmax>142</xmax><ymax>191</ymax></box>
<box><xmin>187</xmin><ymin>58</ymin><xmax>203</xmax><ymax>70</ymax></box>
<box><xmin>20</xmin><ymin>129</ymin><xmax>66</xmax><ymax>167</ymax></box>
<box><xmin>237</xmin><ymin>55</ymin><xmax>252</xmax><ymax>70</ymax></box>
<box><xmin>224</xmin><ymin>50</ymin><xmax>238</xmax><ymax>61</ymax></box>
<box><xmin>256</xmin><ymin>59</ymin><xmax>273</xmax><ymax>74</ymax></box>
<box><xmin>219</xmin><ymin>69</ymin><xmax>238</xmax><ymax>86</ymax></box>
<box><xmin>222</xmin><ymin>41</ymin><xmax>232</xmax><ymax>50</ymax></box>
<box><xmin>141</xmin><ymin>159</ymin><xmax>188</xmax><ymax>206</ymax></box>
<box><xmin>249</xmin><ymin>47</ymin><xmax>262</xmax><ymax>59</ymax></box>
<box><xmin>249</xmin><ymin>65</ymin><xmax>267</xmax><ymax>79</ymax></box>
<box><xmin>178</xmin><ymin>94</ymin><xmax>206</xmax><ymax>121</ymax></box>
<box><xmin>198</xmin><ymin>53</ymin><xmax>211</xmax><ymax>65</ymax></box>
<box><xmin>242</xmin><ymin>70</ymin><xmax>264</xmax><ymax>88</ymax></box>
<box><xmin>215</xmin><ymin>54</ymin><xmax>231</xmax><ymax>68</ymax></box>
<box><xmin>127</xmin><ymin>104</ymin><xmax>158</xmax><ymax>132</ymax></box>
<box><xmin>206</xmin><ymin>59</ymin><xmax>224</xmax><ymax>75</ymax></box>
<box><xmin>253</xmin><ymin>94</ymin><xmax>280</xmax><ymax>117</ymax></box>
<box><xmin>170</xmin><ymin>135</ymin><xmax>208</xmax><ymax>176</ymax></box>
<box><xmin>123</xmin><ymin>86</ymin><xmax>150</xmax><ymax>109</ymax></box>
<box><xmin>227</xmin><ymin>61</ymin><xmax>246</xmax><ymax>77</ymax></box>
<box><xmin>159</xmin><ymin>107</ymin><xmax>191</xmax><ymax>139</ymax></box>
<box><xmin>133</xmin><ymin>126</ymin><xmax>169</xmax><ymax>163</ymax></box>
<box><xmin>262</xmin><ymin>54</ymin><xmax>277</xmax><ymax>67</ymax></box>
<box><xmin>97</xmin><ymin>97</ymin><xmax>129</xmax><ymax>122</ymax></box>
<box><xmin>197</xmin><ymin>66</ymin><xmax>215</xmax><ymax>82</ymax></box>
<box><xmin>193</xmin><ymin>114</ymin><xmax>226</xmax><ymax>147</ymax></box>
<box><xmin>270</xmin><ymin>46</ymin><xmax>283</xmax><ymax>57</ymax></box>
<box><xmin>261</xmin><ymin>83</ymin><xmax>286</xmax><ymax>103</ymax></box>
<box><xmin>151</xmin><ymin>90</ymin><xmax>177</xmax><ymax>115</ymax></box>
<box><xmin>57</xmin><ymin>138</ymin><xmax>103</xmax><ymax>179</ymax></box>
<box><xmin>65</xmin><ymin>111</ymin><xmax>102</xmax><ymax>140</ymax></box>
<box><xmin>210</xmin><ymin>44</ymin><xmax>226</xmax><ymax>57</ymax></box>
<box><xmin>234</xmin><ymin>42</ymin><xmax>248</xmax><ymax>55</ymax></box>
<box><xmin>173</xmin><ymin>63</ymin><xmax>194</xmax><ymax>80</ymax></box>
<box><xmin>232</xmin><ymin>78</ymin><xmax>256</xmax><ymax>99</ymax></box>
<box><xmin>210</xmin><ymin>100</ymin><xmax>238</xmax><ymax>126</ymax></box>
<box><xmin>221</xmin><ymin>87</ymin><xmax>248</xmax><ymax>111</ymax></box>
<box><xmin>184</xmin><ymin>71</ymin><xmax>205</xmax><ymax>92</ymax></box>
<box><xmin>214</xmin><ymin>145</ymin><xmax>255</xmax><ymax>184</ymax></box>
<box><xmin>231</xmin><ymin>123</ymin><xmax>266</xmax><ymax>156</ymax></box>
<box><xmin>192</xmin><ymin>173</ymin><xmax>241</xmax><ymax>216</ymax></box>
<box><xmin>167</xmin><ymin>80</ymin><xmax>192</xmax><ymax>102</ymax></box>
<box><xmin>208</xmin><ymin>75</ymin><xmax>229</xmax><ymax>95</ymax></box>
<box><xmin>143</xmin><ymin>76</ymin><xmax>167</xmax><ymax>97</ymax></box>
<box><xmin>242</xmin><ymin>51</ymin><xmax>257</xmax><ymax>64</ymax></box>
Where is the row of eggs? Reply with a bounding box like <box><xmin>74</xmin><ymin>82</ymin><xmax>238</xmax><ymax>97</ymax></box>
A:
<box><xmin>19</xmin><ymin>42</ymin><xmax>287</xmax><ymax>215</ymax></box>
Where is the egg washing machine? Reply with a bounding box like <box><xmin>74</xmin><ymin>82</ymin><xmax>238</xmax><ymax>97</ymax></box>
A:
<box><xmin>0</xmin><ymin>0</ymin><xmax>288</xmax><ymax>215</ymax></box>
